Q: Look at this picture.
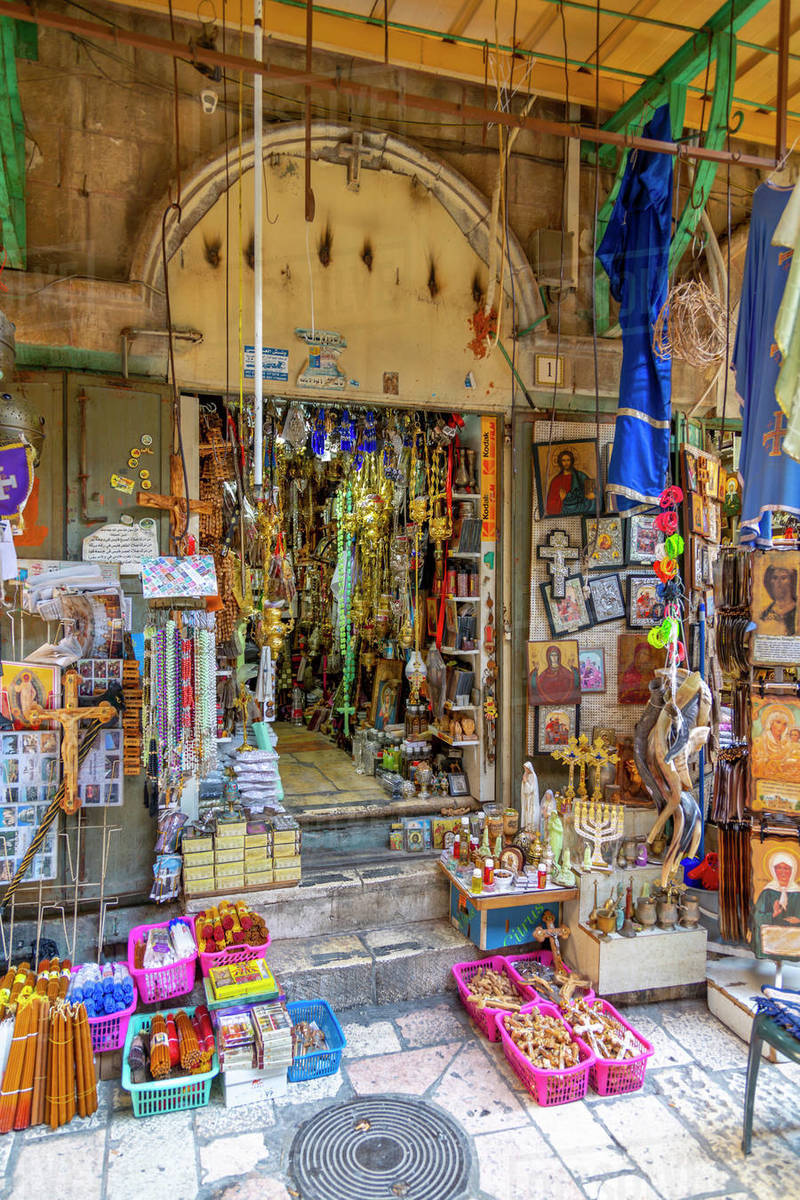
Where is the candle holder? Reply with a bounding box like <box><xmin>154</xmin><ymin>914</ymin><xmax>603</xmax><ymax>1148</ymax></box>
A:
<box><xmin>572</xmin><ymin>799</ymin><xmax>624</xmax><ymax>872</ymax></box>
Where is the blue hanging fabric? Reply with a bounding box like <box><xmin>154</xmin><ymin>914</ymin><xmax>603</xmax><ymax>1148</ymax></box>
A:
<box><xmin>732</xmin><ymin>182</ymin><xmax>800</xmax><ymax>545</ymax></box>
<box><xmin>596</xmin><ymin>104</ymin><xmax>674</xmax><ymax>512</ymax></box>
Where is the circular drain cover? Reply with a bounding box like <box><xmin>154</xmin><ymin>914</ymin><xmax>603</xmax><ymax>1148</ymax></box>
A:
<box><xmin>289</xmin><ymin>1096</ymin><xmax>471</xmax><ymax>1200</ymax></box>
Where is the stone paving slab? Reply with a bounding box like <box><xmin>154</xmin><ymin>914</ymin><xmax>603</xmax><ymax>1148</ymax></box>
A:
<box><xmin>1</xmin><ymin>993</ymin><xmax>799</xmax><ymax>1200</ymax></box>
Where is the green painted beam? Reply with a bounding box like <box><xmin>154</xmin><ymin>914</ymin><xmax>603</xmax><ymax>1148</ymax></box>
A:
<box><xmin>0</xmin><ymin>16</ymin><xmax>25</xmax><ymax>268</ymax></box>
<box><xmin>16</xmin><ymin>342</ymin><xmax>163</xmax><ymax>376</ymax></box>
<box><xmin>601</xmin><ymin>0</ymin><xmax>771</xmax><ymax>139</ymax></box>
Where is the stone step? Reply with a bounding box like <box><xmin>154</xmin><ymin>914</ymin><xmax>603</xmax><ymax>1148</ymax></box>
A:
<box><xmin>291</xmin><ymin>795</ymin><xmax>480</xmax><ymax>858</ymax></box>
<box><xmin>266</xmin><ymin>917</ymin><xmax>488</xmax><ymax>1009</ymax></box>
<box><xmin>183</xmin><ymin>857</ymin><xmax>450</xmax><ymax>939</ymax></box>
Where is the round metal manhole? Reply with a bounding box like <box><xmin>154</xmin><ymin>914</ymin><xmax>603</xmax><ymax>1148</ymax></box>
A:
<box><xmin>289</xmin><ymin>1096</ymin><xmax>472</xmax><ymax>1200</ymax></box>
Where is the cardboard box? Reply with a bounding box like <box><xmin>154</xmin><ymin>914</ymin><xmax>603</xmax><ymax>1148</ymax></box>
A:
<box><xmin>215</xmin><ymin>848</ymin><xmax>244</xmax><ymax>865</ymax></box>
<box><xmin>246</xmin><ymin>870</ymin><xmax>275</xmax><ymax>886</ymax></box>
<box><xmin>216</xmin><ymin>818</ymin><xmax>247</xmax><ymax>836</ymax></box>
<box><xmin>221</xmin><ymin>1069</ymin><xmax>288</xmax><ymax>1107</ymax></box>
<box><xmin>184</xmin><ymin>879</ymin><xmax>215</xmax><ymax>897</ymax></box>
<box><xmin>271</xmin><ymin>853</ymin><xmax>300</xmax><ymax>870</ymax></box>
<box><xmin>245</xmin><ymin>833</ymin><xmax>270</xmax><ymax>849</ymax></box>
<box><xmin>183</xmin><ymin>835</ymin><xmax>213</xmax><ymax>853</ymax></box>
<box><xmin>183</xmin><ymin>849</ymin><xmax>214</xmax><ymax>868</ymax></box>
<box><xmin>183</xmin><ymin>864</ymin><xmax>215</xmax><ymax>883</ymax></box>
<box><xmin>215</xmin><ymin>861</ymin><xmax>245</xmax><ymax>878</ymax></box>
<box><xmin>273</xmin><ymin>865</ymin><xmax>301</xmax><ymax>883</ymax></box>
<box><xmin>215</xmin><ymin>835</ymin><xmax>245</xmax><ymax>851</ymax></box>
<box><xmin>273</xmin><ymin>844</ymin><xmax>300</xmax><ymax>860</ymax></box>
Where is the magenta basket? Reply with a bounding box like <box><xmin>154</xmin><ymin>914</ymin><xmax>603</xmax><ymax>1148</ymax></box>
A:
<box><xmin>497</xmin><ymin>1000</ymin><xmax>594</xmax><ymax>1107</ymax></box>
<box><xmin>192</xmin><ymin>913</ymin><xmax>271</xmax><ymax>978</ymax></box>
<box><xmin>564</xmin><ymin>999</ymin><xmax>654</xmax><ymax>1096</ymax></box>
<box><xmin>127</xmin><ymin>920</ymin><xmax>197</xmax><ymax>1005</ymax></box>
<box><xmin>451</xmin><ymin>956</ymin><xmax>537</xmax><ymax>1042</ymax></box>
<box><xmin>504</xmin><ymin>950</ymin><xmax>596</xmax><ymax>1004</ymax></box>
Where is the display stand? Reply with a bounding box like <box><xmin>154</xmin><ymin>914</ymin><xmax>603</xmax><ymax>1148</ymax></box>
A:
<box><xmin>562</xmin><ymin>863</ymin><xmax>707</xmax><ymax>996</ymax></box>
<box><xmin>439</xmin><ymin>860</ymin><xmax>577</xmax><ymax>951</ymax></box>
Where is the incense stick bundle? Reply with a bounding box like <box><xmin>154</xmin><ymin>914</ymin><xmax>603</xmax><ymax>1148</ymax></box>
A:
<box><xmin>13</xmin><ymin>994</ymin><xmax>43</xmax><ymax>1130</ymax></box>
<box><xmin>176</xmin><ymin>1010</ymin><xmax>201</xmax><ymax>1070</ymax></box>
<box><xmin>64</xmin><ymin>1009</ymin><xmax>75</xmax><ymax>1126</ymax></box>
<box><xmin>31</xmin><ymin>999</ymin><xmax>50</xmax><ymax>1126</ymax></box>
<box><xmin>149</xmin><ymin>1013</ymin><xmax>171</xmax><ymax>1078</ymax></box>
<box><xmin>0</xmin><ymin>1002</ymin><xmax>32</xmax><ymax>1133</ymax></box>
<box><xmin>74</xmin><ymin>1006</ymin><xmax>97</xmax><ymax>1117</ymax></box>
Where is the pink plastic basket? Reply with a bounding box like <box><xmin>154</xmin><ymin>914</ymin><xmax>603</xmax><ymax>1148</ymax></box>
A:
<box><xmin>504</xmin><ymin>950</ymin><xmax>596</xmax><ymax>1004</ymax></box>
<box><xmin>192</xmin><ymin>913</ymin><xmax>271</xmax><ymax>978</ymax></box>
<box><xmin>563</xmin><ymin>999</ymin><xmax>654</xmax><ymax>1096</ymax></box>
<box><xmin>496</xmin><ymin>1000</ymin><xmax>594</xmax><ymax>1107</ymax></box>
<box><xmin>127</xmin><ymin>920</ymin><xmax>197</xmax><ymax>1005</ymax></box>
<box><xmin>451</xmin><ymin>956</ymin><xmax>537</xmax><ymax>1042</ymax></box>
<box><xmin>87</xmin><ymin>988</ymin><xmax>138</xmax><ymax>1053</ymax></box>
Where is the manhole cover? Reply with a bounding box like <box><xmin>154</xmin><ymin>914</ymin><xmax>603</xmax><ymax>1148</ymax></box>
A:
<box><xmin>289</xmin><ymin>1096</ymin><xmax>471</xmax><ymax>1200</ymax></box>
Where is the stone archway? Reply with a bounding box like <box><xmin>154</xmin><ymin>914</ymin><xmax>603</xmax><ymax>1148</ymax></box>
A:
<box><xmin>131</xmin><ymin>121</ymin><xmax>544</xmax><ymax>331</ymax></box>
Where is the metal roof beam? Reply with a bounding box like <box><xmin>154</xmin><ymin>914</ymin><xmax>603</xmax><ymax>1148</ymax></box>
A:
<box><xmin>0</xmin><ymin>16</ymin><xmax>26</xmax><ymax>268</ymax></box>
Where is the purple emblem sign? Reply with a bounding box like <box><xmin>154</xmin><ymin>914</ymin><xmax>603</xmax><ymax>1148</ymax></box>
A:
<box><xmin>0</xmin><ymin>442</ymin><xmax>35</xmax><ymax>530</ymax></box>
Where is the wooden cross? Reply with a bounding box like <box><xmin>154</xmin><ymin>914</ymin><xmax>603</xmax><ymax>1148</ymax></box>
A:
<box><xmin>533</xmin><ymin>911</ymin><xmax>592</xmax><ymax>1000</ymax></box>
<box><xmin>27</xmin><ymin>671</ymin><xmax>116</xmax><ymax>814</ymax></box>
<box><xmin>136</xmin><ymin>453</ymin><xmax>213</xmax><ymax>553</ymax></box>
<box><xmin>337</xmin><ymin>133</ymin><xmax>379</xmax><ymax>191</ymax></box>
<box><xmin>537</xmin><ymin>529</ymin><xmax>579</xmax><ymax>598</ymax></box>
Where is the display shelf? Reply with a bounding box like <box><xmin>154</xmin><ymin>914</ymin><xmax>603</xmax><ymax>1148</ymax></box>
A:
<box><xmin>428</xmin><ymin>727</ymin><xmax>479</xmax><ymax>747</ymax></box>
<box><xmin>439</xmin><ymin>860</ymin><xmax>577</xmax><ymax>912</ymax></box>
<box><xmin>447</xmin><ymin>551</ymin><xmax>481</xmax><ymax>559</ymax></box>
<box><xmin>446</xmin><ymin>595</ymin><xmax>479</xmax><ymax>602</ymax></box>
<box><xmin>445</xmin><ymin>702</ymin><xmax>477</xmax><ymax>711</ymax></box>
<box><xmin>441</xmin><ymin>647</ymin><xmax>479</xmax><ymax>656</ymax></box>
<box><xmin>452</xmin><ymin>492</ymin><xmax>480</xmax><ymax>501</ymax></box>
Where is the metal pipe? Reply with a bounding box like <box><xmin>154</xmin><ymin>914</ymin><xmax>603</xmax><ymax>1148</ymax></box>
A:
<box><xmin>77</xmin><ymin>390</ymin><xmax>106</xmax><ymax>526</ymax></box>
<box><xmin>0</xmin><ymin>1</ymin><xmax>784</xmax><ymax>171</ymax></box>
<box><xmin>776</xmin><ymin>0</ymin><xmax>790</xmax><ymax>162</ymax></box>
<box><xmin>253</xmin><ymin>0</ymin><xmax>264</xmax><ymax>494</ymax></box>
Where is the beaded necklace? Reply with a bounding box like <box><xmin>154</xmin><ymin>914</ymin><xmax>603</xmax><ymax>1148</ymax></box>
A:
<box><xmin>335</xmin><ymin>483</ymin><xmax>356</xmax><ymax>734</ymax></box>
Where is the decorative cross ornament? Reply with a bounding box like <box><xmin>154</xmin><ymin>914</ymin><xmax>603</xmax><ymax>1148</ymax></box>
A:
<box><xmin>136</xmin><ymin>453</ymin><xmax>213</xmax><ymax>552</ymax></box>
<box><xmin>234</xmin><ymin>684</ymin><xmax>256</xmax><ymax>754</ymax></box>
<box><xmin>27</xmin><ymin>671</ymin><xmax>116</xmax><ymax>814</ymax></box>
<box><xmin>0</xmin><ymin>469</ymin><xmax>17</xmax><ymax>503</ymax></box>
<box><xmin>585</xmin><ymin>735</ymin><xmax>620</xmax><ymax>802</ymax></box>
<box><xmin>550</xmin><ymin>735</ymin><xmax>583</xmax><ymax>800</ymax></box>
<box><xmin>532</xmin><ymin>910</ymin><xmax>592</xmax><ymax>1000</ymax></box>
<box><xmin>337</xmin><ymin>133</ymin><xmax>380</xmax><ymax>191</ymax></box>
<box><xmin>537</xmin><ymin>529</ymin><xmax>579</xmax><ymax>598</ymax></box>
<box><xmin>762</xmin><ymin>409</ymin><xmax>788</xmax><ymax>458</ymax></box>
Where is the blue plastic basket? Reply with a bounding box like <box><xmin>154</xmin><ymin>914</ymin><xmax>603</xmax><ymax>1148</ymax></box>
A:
<box><xmin>121</xmin><ymin>1008</ymin><xmax>219</xmax><ymax>1117</ymax></box>
<box><xmin>287</xmin><ymin>999</ymin><xmax>346</xmax><ymax>1082</ymax></box>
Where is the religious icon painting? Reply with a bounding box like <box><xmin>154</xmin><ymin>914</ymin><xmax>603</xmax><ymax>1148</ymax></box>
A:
<box><xmin>581</xmin><ymin>516</ymin><xmax>625</xmax><ymax>569</ymax></box>
<box><xmin>587</xmin><ymin>573</ymin><xmax>625</xmax><ymax>624</ymax></box>
<box><xmin>535</xmin><ymin>704</ymin><xmax>579</xmax><ymax>753</ymax></box>
<box><xmin>0</xmin><ymin>663</ymin><xmax>59</xmax><ymax>727</ymax></box>
<box><xmin>688</xmin><ymin>493</ymin><xmax>710</xmax><ymax>538</ymax></box>
<box><xmin>532</xmin><ymin>438</ymin><xmax>599</xmax><ymax>518</ymax></box>
<box><xmin>539</xmin><ymin>575</ymin><xmax>592</xmax><ymax>638</ymax></box>
<box><xmin>681</xmin><ymin>446</ymin><xmax>699</xmax><ymax>495</ymax></box>
<box><xmin>579</xmin><ymin>648</ymin><xmax>606</xmax><ymax>694</ymax></box>
<box><xmin>370</xmin><ymin>660</ymin><xmax>403</xmax><ymax>730</ymax></box>
<box><xmin>617</xmin><ymin>633</ymin><xmax>663</xmax><ymax>705</ymax></box>
<box><xmin>527</xmin><ymin>640</ymin><xmax>581</xmax><ymax>707</ymax></box>
<box><xmin>750</xmin><ymin>835</ymin><xmax>800</xmax><ymax>961</ymax></box>
<box><xmin>626</xmin><ymin>575</ymin><xmax>664</xmax><ymax>629</ymax></box>
<box><xmin>425</xmin><ymin>597</ymin><xmax>439</xmax><ymax>638</ymax></box>
<box><xmin>751</xmin><ymin>551</ymin><xmax>800</xmax><ymax>663</ymax></box>
<box><xmin>626</xmin><ymin>514</ymin><xmax>665</xmax><ymax>565</ymax></box>
<box><xmin>751</xmin><ymin>695</ymin><xmax>800</xmax><ymax>784</ymax></box>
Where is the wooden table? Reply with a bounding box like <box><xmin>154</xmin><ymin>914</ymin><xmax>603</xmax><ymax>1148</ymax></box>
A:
<box><xmin>438</xmin><ymin>860</ymin><xmax>578</xmax><ymax>951</ymax></box>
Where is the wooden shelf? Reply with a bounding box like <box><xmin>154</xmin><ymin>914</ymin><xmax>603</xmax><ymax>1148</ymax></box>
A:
<box><xmin>448</xmin><ymin>551</ymin><xmax>481</xmax><ymax>559</ymax></box>
<box><xmin>452</xmin><ymin>492</ymin><xmax>480</xmax><ymax>501</ymax></box>
<box><xmin>441</xmin><ymin>647</ymin><xmax>479</xmax><ymax>656</ymax></box>
<box><xmin>445</xmin><ymin>702</ymin><xmax>477</xmax><ymax>711</ymax></box>
<box><xmin>446</xmin><ymin>595</ymin><xmax>479</xmax><ymax>603</ymax></box>
<box><xmin>428</xmin><ymin>726</ymin><xmax>479</xmax><ymax>747</ymax></box>
<box><xmin>439</xmin><ymin>860</ymin><xmax>578</xmax><ymax>911</ymax></box>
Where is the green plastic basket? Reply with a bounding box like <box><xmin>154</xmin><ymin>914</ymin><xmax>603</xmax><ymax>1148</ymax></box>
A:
<box><xmin>121</xmin><ymin>1008</ymin><xmax>219</xmax><ymax>1118</ymax></box>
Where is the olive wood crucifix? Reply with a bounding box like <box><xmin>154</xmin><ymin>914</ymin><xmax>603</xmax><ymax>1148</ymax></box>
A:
<box><xmin>136</xmin><ymin>453</ymin><xmax>213</xmax><ymax>553</ymax></box>
<box><xmin>28</xmin><ymin>671</ymin><xmax>117</xmax><ymax>814</ymax></box>
<box><xmin>533</xmin><ymin>909</ymin><xmax>593</xmax><ymax>1001</ymax></box>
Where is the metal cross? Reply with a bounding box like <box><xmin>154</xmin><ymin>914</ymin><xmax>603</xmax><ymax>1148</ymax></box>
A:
<box><xmin>337</xmin><ymin>133</ymin><xmax>379</xmax><ymax>191</ymax></box>
<box><xmin>537</xmin><ymin>529</ymin><xmax>579</xmax><ymax>598</ymax></box>
<box><xmin>0</xmin><ymin>470</ymin><xmax>17</xmax><ymax>503</ymax></box>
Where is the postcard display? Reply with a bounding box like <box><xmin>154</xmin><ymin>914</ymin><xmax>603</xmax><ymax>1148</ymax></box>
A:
<box><xmin>0</xmin><ymin>563</ymin><xmax>132</xmax><ymax>926</ymax></box>
<box><xmin>713</xmin><ymin>548</ymin><xmax>800</xmax><ymax>961</ymax></box>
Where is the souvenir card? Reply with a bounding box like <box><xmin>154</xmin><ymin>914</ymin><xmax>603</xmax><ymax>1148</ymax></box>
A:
<box><xmin>579</xmin><ymin>649</ymin><xmax>606</xmax><ymax>694</ymax></box>
<box><xmin>750</xmin><ymin>551</ymin><xmax>800</xmax><ymax>664</ymax></box>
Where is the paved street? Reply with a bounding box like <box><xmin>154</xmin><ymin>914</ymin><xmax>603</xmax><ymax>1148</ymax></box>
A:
<box><xmin>1</xmin><ymin>994</ymin><xmax>798</xmax><ymax>1200</ymax></box>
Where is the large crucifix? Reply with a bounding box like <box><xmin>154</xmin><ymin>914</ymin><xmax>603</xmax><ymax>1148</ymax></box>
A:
<box><xmin>28</xmin><ymin>671</ymin><xmax>117</xmax><ymax>814</ymax></box>
<box><xmin>136</xmin><ymin>453</ymin><xmax>213</xmax><ymax>553</ymax></box>
<box><xmin>537</xmin><ymin>529</ymin><xmax>579</xmax><ymax>598</ymax></box>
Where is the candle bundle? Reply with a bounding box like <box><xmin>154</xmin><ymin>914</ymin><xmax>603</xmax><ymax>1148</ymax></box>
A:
<box><xmin>125</xmin><ymin>1008</ymin><xmax>217</xmax><ymax>1082</ymax></box>
<box><xmin>195</xmin><ymin>901</ymin><xmax>269</xmax><ymax>953</ymax></box>
<box><xmin>176</xmin><ymin>1010</ymin><xmax>201</xmax><ymax>1071</ymax></box>
<box><xmin>148</xmin><ymin>1013</ymin><xmax>171</xmax><ymax>1079</ymax></box>
<box><xmin>0</xmin><ymin>958</ymin><xmax>97</xmax><ymax>1134</ymax></box>
<box><xmin>191</xmin><ymin>1006</ymin><xmax>215</xmax><ymax>1072</ymax></box>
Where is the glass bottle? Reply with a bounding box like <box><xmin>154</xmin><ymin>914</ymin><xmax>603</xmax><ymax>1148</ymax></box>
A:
<box><xmin>471</xmin><ymin>868</ymin><xmax>483</xmax><ymax>895</ymax></box>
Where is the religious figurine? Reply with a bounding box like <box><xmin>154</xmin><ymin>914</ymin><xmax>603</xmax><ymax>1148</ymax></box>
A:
<box><xmin>548</xmin><ymin>810</ymin><xmax>563</xmax><ymax>871</ymax></box>
<box><xmin>540</xmin><ymin>788</ymin><xmax>555</xmax><ymax>837</ymax></box>
<box><xmin>554</xmin><ymin>848</ymin><xmax>576</xmax><ymax>887</ymax></box>
<box><xmin>520</xmin><ymin>761</ymin><xmax>540</xmax><ymax>832</ymax></box>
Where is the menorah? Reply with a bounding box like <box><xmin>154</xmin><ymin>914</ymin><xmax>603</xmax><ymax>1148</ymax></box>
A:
<box><xmin>572</xmin><ymin>799</ymin><xmax>624</xmax><ymax>872</ymax></box>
